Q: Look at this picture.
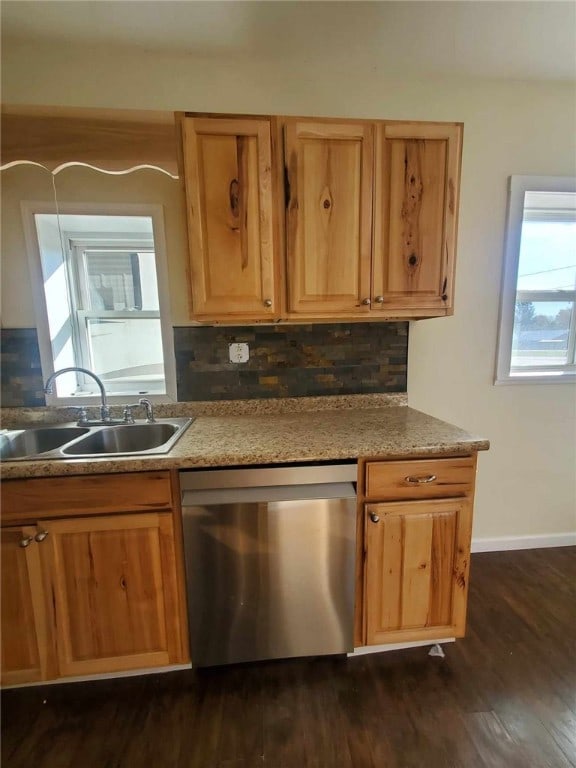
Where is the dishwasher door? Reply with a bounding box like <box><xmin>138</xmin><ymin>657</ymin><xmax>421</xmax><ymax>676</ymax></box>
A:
<box><xmin>182</xmin><ymin>478</ymin><xmax>356</xmax><ymax>667</ymax></box>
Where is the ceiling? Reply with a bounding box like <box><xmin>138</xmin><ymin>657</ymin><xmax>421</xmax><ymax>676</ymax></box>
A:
<box><xmin>2</xmin><ymin>0</ymin><xmax>575</xmax><ymax>82</ymax></box>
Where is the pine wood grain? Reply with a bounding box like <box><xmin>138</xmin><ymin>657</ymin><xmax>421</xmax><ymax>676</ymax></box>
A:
<box><xmin>364</xmin><ymin>497</ymin><xmax>473</xmax><ymax>644</ymax></box>
<box><xmin>0</xmin><ymin>527</ymin><xmax>50</xmax><ymax>686</ymax></box>
<box><xmin>44</xmin><ymin>512</ymin><xmax>185</xmax><ymax>677</ymax></box>
<box><xmin>1</xmin><ymin>471</ymin><xmax>173</xmax><ymax>525</ymax></box>
<box><xmin>373</xmin><ymin>121</ymin><xmax>462</xmax><ymax>315</ymax></box>
<box><xmin>181</xmin><ymin>116</ymin><xmax>278</xmax><ymax>320</ymax></box>
<box><xmin>284</xmin><ymin>119</ymin><xmax>373</xmax><ymax>315</ymax></box>
<box><xmin>365</xmin><ymin>455</ymin><xmax>476</xmax><ymax>500</ymax></box>
<box><xmin>1</xmin><ymin>472</ymin><xmax>189</xmax><ymax>684</ymax></box>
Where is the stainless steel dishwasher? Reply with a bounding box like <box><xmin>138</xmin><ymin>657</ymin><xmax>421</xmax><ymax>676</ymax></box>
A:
<box><xmin>180</xmin><ymin>464</ymin><xmax>357</xmax><ymax>667</ymax></box>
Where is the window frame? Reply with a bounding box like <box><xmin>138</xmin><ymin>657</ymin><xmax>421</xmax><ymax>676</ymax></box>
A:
<box><xmin>68</xmin><ymin>239</ymin><xmax>164</xmax><ymax>393</ymax></box>
<box><xmin>495</xmin><ymin>175</ymin><xmax>576</xmax><ymax>386</ymax></box>
<box><xmin>22</xmin><ymin>201</ymin><xmax>177</xmax><ymax>405</ymax></box>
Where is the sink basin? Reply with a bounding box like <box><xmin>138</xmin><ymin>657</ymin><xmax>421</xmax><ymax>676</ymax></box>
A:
<box><xmin>0</xmin><ymin>427</ymin><xmax>90</xmax><ymax>460</ymax></box>
<box><xmin>62</xmin><ymin>423</ymin><xmax>179</xmax><ymax>456</ymax></box>
<box><xmin>0</xmin><ymin>418</ymin><xmax>192</xmax><ymax>461</ymax></box>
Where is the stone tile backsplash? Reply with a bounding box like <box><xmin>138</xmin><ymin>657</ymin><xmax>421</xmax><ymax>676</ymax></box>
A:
<box><xmin>174</xmin><ymin>322</ymin><xmax>408</xmax><ymax>401</ymax></box>
<box><xmin>1</xmin><ymin>328</ymin><xmax>45</xmax><ymax>407</ymax></box>
<box><xmin>1</xmin><ymin>323</ymin><xmax>408</xmax><ymax>407</ymax></box>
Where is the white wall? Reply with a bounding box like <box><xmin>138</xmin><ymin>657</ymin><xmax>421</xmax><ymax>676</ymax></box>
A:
<box><xmin>2</xmin><ymin>38</ymin><xmax>575</xmax><ymax>541</ymax></box>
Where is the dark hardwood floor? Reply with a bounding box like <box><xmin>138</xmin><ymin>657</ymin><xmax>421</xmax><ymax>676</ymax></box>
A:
<box><xmin>2</xmin><ymin>547</ymin><xmax>575</xmax><ymax>768</ymax></box>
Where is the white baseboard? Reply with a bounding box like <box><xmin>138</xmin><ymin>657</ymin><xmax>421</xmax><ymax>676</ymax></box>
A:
<box><xmin>348</xmin><ymin>638</ymin><xmax>455</xmax><ymax>657</ymax></box>
<box><xmin>471</xmin><ymin>532</ymin><xmax>576</xmax><ymax>553</ymax></box>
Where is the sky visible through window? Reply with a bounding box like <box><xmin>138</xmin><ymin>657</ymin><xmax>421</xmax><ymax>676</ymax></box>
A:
<box><xmin>512</xmin><ymin>217</ymin><xmax>575</xmax><ymax>368</ymax></box>
<box><xmin>517</xmin><ymin>221</ymin><xmax>576</xmax><ymax>297</ymax></box>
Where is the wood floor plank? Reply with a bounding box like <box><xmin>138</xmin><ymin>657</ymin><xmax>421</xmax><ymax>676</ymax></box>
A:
<box><xmin>2</xmin><ymin>547</ymin><xmax>575</xmax><ymax>768</ymax></box>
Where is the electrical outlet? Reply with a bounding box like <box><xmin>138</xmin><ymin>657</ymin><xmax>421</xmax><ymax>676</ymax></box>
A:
<box><xmin>229</xmin><ymin>342</ymin><xmax>249</xmax><ymax>364</ymax></box>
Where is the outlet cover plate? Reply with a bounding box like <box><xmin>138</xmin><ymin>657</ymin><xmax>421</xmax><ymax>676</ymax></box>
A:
<box><xmin>229</xmin><ymin>342</ymin><xmax>249</xmax><ymax>364</ymax></box>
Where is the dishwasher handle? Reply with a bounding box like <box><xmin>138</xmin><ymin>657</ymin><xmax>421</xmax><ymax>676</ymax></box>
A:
<box><xmin>182</xmin><ymin>482</ymin><xmax>356</xmax><ymax>507</ymax></box>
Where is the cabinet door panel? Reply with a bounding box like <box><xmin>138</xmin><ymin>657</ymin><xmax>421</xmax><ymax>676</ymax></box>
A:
<box><xmin>365</xmin><ymin>498</ymin><xmax>471</xmax><ymax>645</ymax></box>
<box><xmin>44</xmin><ymin>512</ymin><xmax>185</xmax><ymax>677</ymax></box>
<box><xmin>400</xmin><ymin>513</ymin><xmax>434</xmax><ymax>628</ymax></box>
<box><xmin>182</xmin><ymin>117</ymin><xmax>276</xmax><ymax>319</ymax></box>
<box><xmin>373</xmin><ymin>122</ymin><xmax>462</xmax><ymax>314</ymax></box>
<box><xmin>285</xmin><ymin>120</ymin><xmax>373</xmax><ymax>315</ymax></box>
<box><xmin>1</xmin><ymin>527</ymin><xmax>50</xmax><ymax>685</ymax></box>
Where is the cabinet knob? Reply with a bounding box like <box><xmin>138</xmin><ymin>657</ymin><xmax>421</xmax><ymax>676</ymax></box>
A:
<box><xmin>19</xmin><ymin>535</ymin><xmax>34</xmax><ymax>548</ymax></box>
<box><xmin>35</xmin><ymin>529</ymin><xmax>49</xmax><ymax>543</ymax></box>
<box><xmin>369</xmin><ymin>512</ymin><xmax>380</xmax><ymax>524</ymax></box>
<box><xmin>374</xmin><ymin>296</ymin><xmax>384</xmax><ymax>304</ymax></box>
<box><xmin>361</xmin><ymin>298</ymin><xmax>371</xmax><ymax>306</ymax></box>
<box><xmin>263</xmin><ymin>299</ymin><xmax>273</xmax><ymax>308</ymax></box>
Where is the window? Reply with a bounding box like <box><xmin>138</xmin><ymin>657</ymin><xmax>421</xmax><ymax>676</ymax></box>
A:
<box><xmin>496</xmin><ymin>176</ymin><xmax>576</xmax><ymax>384</ymax></box>
<box><xmin>23</xmin><ymin>204</ymin><xmax>176</xmax><ymax>404</ymax></box>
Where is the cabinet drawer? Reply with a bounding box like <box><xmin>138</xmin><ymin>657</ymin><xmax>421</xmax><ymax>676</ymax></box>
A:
<box><xmin>365</xmin><ymin>457</ymin><xmax>475</xmax><ymax>500</ymax></box>
<box><xmin>1</xmin><ymin>471</ymin><xmax>173</xmax><ymax>525</ymax></box>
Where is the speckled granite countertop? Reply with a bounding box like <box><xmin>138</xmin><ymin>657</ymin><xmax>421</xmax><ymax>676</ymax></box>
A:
<box><xmin>1</xmin><ymin>400</ymin><xmax>489</xmax><ymax>479</ymax></box>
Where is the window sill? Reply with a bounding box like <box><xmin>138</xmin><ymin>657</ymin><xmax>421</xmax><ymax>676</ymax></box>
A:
<box><xmin>494</xmin><ymin>372</ymin><xmax>576</xmax><ymax>386</ymax></box>
<box><xmin>45</xmin><ymin>393</ymin><xmax>176</xmax><ymax>407</ymax></box>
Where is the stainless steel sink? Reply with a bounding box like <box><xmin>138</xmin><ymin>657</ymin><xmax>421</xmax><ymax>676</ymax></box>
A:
<box><xmin>0</xmin><ymin>426</ymin><xmax>90</xmax><ymax>460</ymax></box>
<box><xmin>62</xmin><ymin>423</ymin><xmax>180</xmax><ymax>456</ymax></box>
<box><xmin>0</xmin><ymin>418</ymin><xmax>192</xmax><ymax>461</ymax></box>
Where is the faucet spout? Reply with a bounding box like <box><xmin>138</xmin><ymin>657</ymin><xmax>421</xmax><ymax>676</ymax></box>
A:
<box><xmin>44</xmin><ymin>367</ymin><xmax>111</xmax><ymax>421</ymax></box>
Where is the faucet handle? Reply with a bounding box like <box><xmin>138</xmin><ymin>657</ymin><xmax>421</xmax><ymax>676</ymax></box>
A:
<box><xmin>70</xmin><ymin>406</ymin><xmax>90</xmax><ymax>425</ymax></box>
<box><xmin>122</xmin><ymin>405</ymin><xmax>137</xmax><ymax>424</ymax></box>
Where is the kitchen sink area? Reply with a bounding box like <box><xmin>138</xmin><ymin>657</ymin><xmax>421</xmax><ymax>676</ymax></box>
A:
<box><xmin>0</xmin><ymin>418</ymin><xmax>193</xmax><ymax>461</ymax></box>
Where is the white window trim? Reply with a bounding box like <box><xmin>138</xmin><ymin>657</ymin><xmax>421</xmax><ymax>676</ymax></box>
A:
<box><xmin>495</xmin><ymin>175</ymin><xmax>576</xmax><ymax>386</ymax></box>
<box><xmin>21</xmin><ymin>201</ymin><xmax>177</xmax><ymax>405</ymax></box>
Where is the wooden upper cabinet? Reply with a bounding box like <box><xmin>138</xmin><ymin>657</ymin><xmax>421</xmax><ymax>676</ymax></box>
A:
<box><xmin>284</xmin><ymin>120</ymin><xmax>374</xmax><ymax>315</ymax></box>
<box><xmin>178</xmin><ymin>113</ymin><xmax>463</xmax><ymax>322</ymax></box>
<box><xmin>181</xmin><ymin>117</ymin><xmax>278</xmax><ymax>320</ymax></box>
<box><xmin>373</xmin><ymin>122</ymin><xmax>462</xmax><ymax>315</ymax></box>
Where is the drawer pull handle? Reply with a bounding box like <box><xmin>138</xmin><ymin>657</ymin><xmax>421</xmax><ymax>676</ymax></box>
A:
<box><xmin>405</xmin><ymin>474</ymin><xmax>437</xmax><ymax>484</ymax></box>
<box><xmin>19</xmin><ymin>535</ymin><xmax>34</xmax><ymax>548</ymax></box>
<box><xmin>35</xmin><ymin>529</ymin><xmax>49</xmax><ymax>543</ymax></box>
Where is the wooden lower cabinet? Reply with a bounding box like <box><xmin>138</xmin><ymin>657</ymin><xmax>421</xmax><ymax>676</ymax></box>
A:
<box><xmin>44</xmin><ymin>513</ymin><xmax>186</xmax><ymax>678</ymax></box>
<box><xmin>1</xmin><ymin>527</ymin><xmax>51</xmax><ymax>686</ymax></box>
<box><xmin>357</xmin><ymin>454</ymin><xmax>478</xmax><ymax>647</ymax></box>
<box><xmin>364</xmin><ymin>496</ymin><xmax>473</xmax><ymax>645</ymax></box>
<box><xmin>1</xmin><ymin>472</ymin><xmax>189</xmax><ymax>687</ymax></box>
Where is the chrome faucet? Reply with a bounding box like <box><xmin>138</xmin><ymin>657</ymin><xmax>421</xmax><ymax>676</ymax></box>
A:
<box><xmin>122</xmin><ymin>398</ymin><xmax>156</xmax><ymax>424</ymax></box>
<box><xmin>138</xmin><ymin>398</ymin><xmax>156</xmax><ymax>423</ymax></box>
<box><xmin>44</xmin><ymin>367</ymin><xmax>113</xmax><ymax>424</ymax></box>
